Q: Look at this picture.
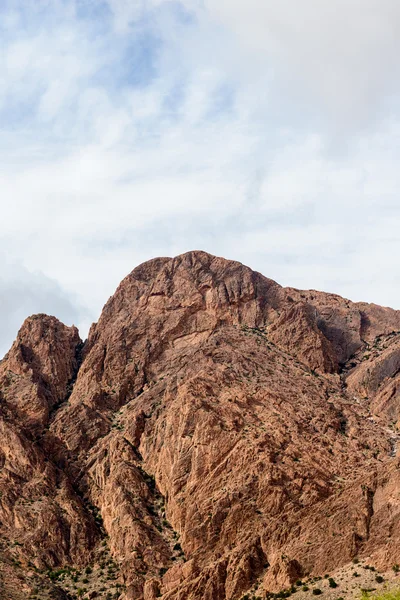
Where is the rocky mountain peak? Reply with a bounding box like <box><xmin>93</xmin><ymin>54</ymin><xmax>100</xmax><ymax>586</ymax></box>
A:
<box><xmin>0</xmin><ymin>314</ymin><xmax>82</xmax><ymax>432</ymax></box>
<box><xmin>1</xmin><ymin>252</ymin><xmax>400</xmax><ymax>600</ymax></box>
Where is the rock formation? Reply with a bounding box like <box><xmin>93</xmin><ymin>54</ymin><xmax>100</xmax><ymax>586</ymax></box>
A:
<box><xmin>0</xmin><ymin>251</ymin><xmax>399</xmax><ymax>600</ymax></box>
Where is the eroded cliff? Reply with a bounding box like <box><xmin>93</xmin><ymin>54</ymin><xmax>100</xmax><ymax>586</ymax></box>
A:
<box><xmin>1</xmin><ymin>251</ymin><xmax>400</xmax><ymax>600</ymax></box>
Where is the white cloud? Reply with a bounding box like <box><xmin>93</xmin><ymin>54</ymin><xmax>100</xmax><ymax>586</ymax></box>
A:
<box><xmin>199</xmin><ymin>0</ymin><xmax>400</xmax><ymax>128</ymax></box>
<box><xmin>105</xmin><ymin>0</ymin><xmax>144</xmax><ymax>33</ymax></box>
<box><xmin>0</xmin><ymin>0</ymin><xmax>399</xmax><ymax>354</ymax></box>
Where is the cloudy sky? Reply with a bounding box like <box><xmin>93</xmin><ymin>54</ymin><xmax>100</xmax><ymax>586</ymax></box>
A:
<box><xmin>1</xmin><ymin>0</ymin><xmax>400</xmax><ymax>355</ymax></box>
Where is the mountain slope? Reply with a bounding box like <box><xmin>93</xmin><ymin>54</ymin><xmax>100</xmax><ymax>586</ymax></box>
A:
<box><xmin>0</xmin><ymin>251</ymin><xmax>399</xmax><ymax>600</ymax></box>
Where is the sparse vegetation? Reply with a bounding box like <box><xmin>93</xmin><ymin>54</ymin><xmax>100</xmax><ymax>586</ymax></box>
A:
<box><xmin>361</xmin><ymin>589</ymin><xmax>400</xmax><ymax>600</ymax></box>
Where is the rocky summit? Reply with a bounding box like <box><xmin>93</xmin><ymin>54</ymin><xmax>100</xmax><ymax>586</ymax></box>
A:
<box><xmin>1</xmin><ymin>251</ymin><xmax>400</xmax><ymax>600</ymax></box>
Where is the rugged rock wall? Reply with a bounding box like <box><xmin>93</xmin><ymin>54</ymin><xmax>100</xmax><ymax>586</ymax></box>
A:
<box><xmin>1</xmin><ymin>251</ymin><xmax>400</xmax><ymax>600</ymax></box>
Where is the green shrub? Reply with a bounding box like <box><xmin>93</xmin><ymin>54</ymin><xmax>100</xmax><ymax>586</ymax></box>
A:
<box><xmin>312</xmin><ymin>589</ymin><xmax>322</xmax><ymax>595</ymax></box>
<box><xmin>328</xmin><ymin>578</ymin><xmax>338</xmax><ymax>588</ymax></box>
<box><xmin>361</xmin><ymin>589</ymin><xmax>400</xmax><ymax>600</ymax></box>
<box><xmin>173</xmin><ymin>542</ymin><xmax>182</xmax><ymax>552</ymax></box>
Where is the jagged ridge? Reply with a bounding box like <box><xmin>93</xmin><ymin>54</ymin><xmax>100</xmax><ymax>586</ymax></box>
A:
<box><xmin>1</xmin><ymin>251</ymin><xmax>400</xmax><ymax>600</ymax></box>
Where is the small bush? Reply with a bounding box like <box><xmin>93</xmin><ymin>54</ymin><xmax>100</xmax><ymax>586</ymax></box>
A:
<box><xmin>375</xmin><ymin>576</ymin><xmax>384</xmax><ymax>584</ymax></box>
<box><xmin>173</xmin><ymin>542</ymin><xmax>182</xmax><ymax>552</ymax></box>
<box><xmin>312</xmin><ymin>590</ymin><xmax>322</xmax><ymax>595</ymax></box>
<box><xmin>328</xmin><ymin>578</ymin><xmax>338</xmax><ymax>588</ymax></box>
<box><xmin>302</xmin><ymin>587</ymin><xmax>309</xmax><ymax>592</ymax></box>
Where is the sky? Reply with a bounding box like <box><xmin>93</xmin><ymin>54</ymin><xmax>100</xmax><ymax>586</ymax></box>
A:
<box><xmin>1</xmin><ymin>0</ymin><xmax>400</xmax><ymax>356</ymax></box>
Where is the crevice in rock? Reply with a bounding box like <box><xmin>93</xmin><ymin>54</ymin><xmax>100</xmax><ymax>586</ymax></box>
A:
<box><xmin>48</xmin><ymin>340</ymin><xmax>85</xmax><ymax>425</ymax></box>
<box><xmin>66</xmin><ymin>340</ymin><xmax>85</xmax><ymax>399</ymax></box>
<box><xmin>364</xmin><ymin>486</ymin><xmax>375</xmax><ymax>540</ymax></box>
<box><xmin>135</xmin><ymin>463</ymin><xmax>186</xmax><ymax>565</ymax></box>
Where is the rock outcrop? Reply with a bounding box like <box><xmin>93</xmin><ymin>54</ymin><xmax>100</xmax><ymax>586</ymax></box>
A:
<box><xmin>1</xmin><ymin>251</ymin><xmax>400</xmax><ymax>600</ymax></box>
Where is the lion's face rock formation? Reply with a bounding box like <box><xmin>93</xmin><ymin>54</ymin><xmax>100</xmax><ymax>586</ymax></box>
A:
<box><xmin>1</xmin><ymin>251</ymin><xmax>400</xmax><ymax>600</ymax></box>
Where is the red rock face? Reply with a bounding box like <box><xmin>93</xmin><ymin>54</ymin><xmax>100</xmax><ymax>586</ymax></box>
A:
<box><xmin>1</xmin><ymin>251</ymin><xmax>400</xmax><ymax>600</ymax></box>
<box><xmin>0</xmin><ymin>315</ymin><xmax>81</xmax><ymax>432</ymax></box>
<box><xmin>0</xmin><ymin>315</ymin><xmax>98</xmax><ymax>576</ymax></box>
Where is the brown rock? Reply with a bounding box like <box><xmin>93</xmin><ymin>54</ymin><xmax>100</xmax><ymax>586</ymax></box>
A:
<box><xmin>0</xmin><ymin>316</ymin><xmax>98</xmax><ymax>569</ymax></box>
<box><xmin>1</xmin><ymin>251</ymin><xmax>400</xmax><ymax>600</ymax></box>
<box><xmin>144</xmin><ymin>578</ymin><xmax>162</xmax><ymax>600</ymax></box>
<box><xmin>0</xmin><ymin>314</ymin><xmax>81</xmax><ymax>432</ymax></box>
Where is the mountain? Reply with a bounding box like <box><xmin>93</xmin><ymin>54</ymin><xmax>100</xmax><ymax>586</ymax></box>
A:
<box><xmin>0</xmin><ymin>251</ymin><xmax>399</xmax><ymax>600</ymax></box>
